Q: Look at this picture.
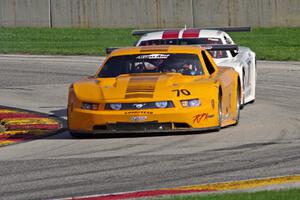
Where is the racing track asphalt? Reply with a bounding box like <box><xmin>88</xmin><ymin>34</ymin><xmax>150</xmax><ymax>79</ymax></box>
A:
<box><xmin>0</xmin><ymin>54</ymin><xmax>299</xmax><ymax>200</ymax></box>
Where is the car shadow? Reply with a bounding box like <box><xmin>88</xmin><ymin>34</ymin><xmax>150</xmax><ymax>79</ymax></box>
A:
<box><xmin>49</xmin><ymin>108</ymin><xmax>67</xmax><ymax>118</ymax></box>
<box><xmin>75</xmin><ymin>130</ymin><xmax>218</xmax><ymax>140</ymax></box>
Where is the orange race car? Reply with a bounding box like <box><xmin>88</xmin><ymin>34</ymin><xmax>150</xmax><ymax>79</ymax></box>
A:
<box><xmin>68</xmin><ymin>45</ymin><xmax>241</xmax><ymax>138</ymax></box>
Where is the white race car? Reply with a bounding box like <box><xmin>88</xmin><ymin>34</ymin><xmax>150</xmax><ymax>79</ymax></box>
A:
<box><xmin>132</xmin><ymin>27</ymin><xmax>256</xmax><ymax>105</ymax></box>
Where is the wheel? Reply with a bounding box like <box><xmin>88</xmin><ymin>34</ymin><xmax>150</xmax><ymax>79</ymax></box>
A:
<box><xmin>234</xmin><ymin>85</ymin><xmax>241</xmax><ymax>126</ymax></box>
<box><xmin>248</xmin><ymin>59</ymin><xmax>257</xmax><ymax>105</ymax></box>
<box><xmin>69</xmin><ymin>131</ymin><xmax>93</xmax><ymax>139</ymax></box>
<box><xmin>248</xmin><ymin>99</ymin><xmax>255</xmax><ymax>104</ymax></box>
<box><xmin>240</xmin><ymin>97</ymin><xmax>244</xmax><ymax>110</ymax></box>
<box><xmin>216</xmin><ymin>93</ymin><xmax>222</xmax><ymax>131</ymax></box>
<box><xmin>240</xmin><ymin>73</ymin><xmax>245</xmax><ymax>110</ymax></box>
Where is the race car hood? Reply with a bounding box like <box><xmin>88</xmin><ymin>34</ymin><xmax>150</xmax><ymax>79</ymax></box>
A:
<box><xmin>73</xmin><ymin>73</ymin><xmax>215</xmax><ymax>102</ymax></box>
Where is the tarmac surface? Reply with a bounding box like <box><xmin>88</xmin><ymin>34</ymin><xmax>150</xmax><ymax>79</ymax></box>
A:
<box><xmin>0</xmin><ymin>54</ymin><xmax>299</xmax><ymax>200</ymax></box>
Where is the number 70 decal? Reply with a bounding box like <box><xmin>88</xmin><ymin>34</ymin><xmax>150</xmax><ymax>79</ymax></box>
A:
<box><xmin>172</xmin><ymin>89</ymin><xmax>191</xmax><ymax>97</ymax></box>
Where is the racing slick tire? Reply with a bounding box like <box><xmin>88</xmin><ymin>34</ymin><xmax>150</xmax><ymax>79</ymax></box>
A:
<box><xmin>248</xmin><ymin>59</ymin><xmax>257</xmax><ymax>104</ymax></box>
<box><xmin>69</xmin><ymin>131</ymin><xmax>93</xmax><ymax>139</ymax></box>
<box><xmin>248</xmin><ymin>99</ymin><xmax>255</xmax><ymax>104</ymax></box>
<box><xmin>240</xmin><ymin>74</ymin><xmax>245</xmax><ymax>110</ymax></box>
<box><xmin>234</xmin><ymin>84</ymin><xmax>241</xmax><ymax>126</ymax></box>
<box><xmin>216</xmin><ymin>92</ymin><xmax>222</xmax><ymax>131</ymax></box>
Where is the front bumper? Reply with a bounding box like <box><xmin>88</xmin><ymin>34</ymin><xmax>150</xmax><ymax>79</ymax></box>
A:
<box><xmin>68</xmin><ymin>105</ymin><xmax>219</xmax><ymax>134</ymax></box>
<box><xmin>69</xmin><ymin>125</ymin><xmax>219</xmax><ymax>134</ymax></box>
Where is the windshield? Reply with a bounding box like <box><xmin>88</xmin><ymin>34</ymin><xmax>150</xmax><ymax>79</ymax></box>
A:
<box><xmin>139</xmin><ymin>38</ymin><xmax>227</xmax><ymax>58</ymax></box>
<box><xmin>98</xmin><ymin>53</ymin><xmax>203</xmax><ymax>78</ymax></box>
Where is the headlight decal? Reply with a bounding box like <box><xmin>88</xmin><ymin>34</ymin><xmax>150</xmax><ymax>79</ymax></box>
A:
<box><xmin>110</xmin><ymin>103</ymin><xmax>122</xmax><ymax>110</ymax></box>
<box><xmin>81</xmin><ymin>102</ymin><xmax>99</xmax><ymax>110</ymax></box>
<box><xmin>155</xmin><ymin>101</ymin><xmax>168</xmax><ymax>108</ymax></box>
<box><xmin>181</xmin><ymin>99</ymin><xmax>201</xmax><ymax>107</ymax></box>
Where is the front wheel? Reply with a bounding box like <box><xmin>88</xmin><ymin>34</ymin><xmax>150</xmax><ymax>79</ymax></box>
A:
<box><xmin>216</xmin><ymin>93</ymin><xmax>222</xmax><ymax>131</ymax></box>
<box><xmin>234</xmin><ymin>86</ymin><xmax>241</xmax><ymax>126</ymax></box>
<box><xmin>69</xmin><ymin>131</ymin><xmax>93</xmax><ymax>139</ymax></box>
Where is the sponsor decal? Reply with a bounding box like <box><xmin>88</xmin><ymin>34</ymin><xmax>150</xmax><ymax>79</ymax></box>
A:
<box><xmin>208</xmin><ymin>38</ymin><xmax>219</xmax><ymax>42</ymax></box>
<box><xmin>133</xmin><ymin>103</ymin><xmax>146</xmax><ymax>109</ymax></box>
<box><xmin>129</xmin><ymin>116</ymin><xmax>147</xmax><ymax>122</ymax></box>
<box><xmin>193</xmin><ymin>113</ymin><xmax>209</xmax><ymax>123</ymax></box>
<box><xmin>124</xmin><ymin>111</ymin><xmax>153</xmax><ymax>115</ymax></box>
<box><xmin>203</xmin><ymin>46</ymin><xmax>213</xmax><ymax>50</ymax></box>
<box><xmin>136</xmin><ymin>54</ymin><xmax>170</xmax><ymax>59</ymax></box>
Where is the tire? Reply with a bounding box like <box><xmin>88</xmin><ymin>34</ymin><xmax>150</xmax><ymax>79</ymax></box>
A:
<box><xmin>248</xmin><ymin>59</ymin><xmax>257</xmax><ymax>105</ymax></box>
<box><xmin>216</xmin><ymin>93</ymin><xmax>222</xmax><ymax>131</ymax></box>
<box><xmin>248</xmin><ymin>99</ymin><xmax>255</xmax><ymax>104</ymax></box>
<box><xmin>234</xmin><ymin>85</ymin><xmax>241</xmax><ymax>126</ymax></box>
<box><xmin>240</xmin><ymin>73</ymin><xmax>245</xmax><ymax>110</ymax></box>
<box><xmin>70</xmin><ymin>131</ymin><xmax>93</xmax><ymax>139</ymax></box>
<box><xmin>240</xmin><ymin>97</ymin><xmax>244</xmax><ymax>110</ymax></box>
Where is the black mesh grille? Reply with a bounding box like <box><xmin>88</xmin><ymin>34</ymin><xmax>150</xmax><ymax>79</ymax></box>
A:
<box><xmin>106</xmin><ymin>122</ymin><xmax>172</xmax><ymax>131</ymax></box>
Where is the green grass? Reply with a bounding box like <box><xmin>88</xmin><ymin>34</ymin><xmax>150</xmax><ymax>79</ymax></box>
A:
<box><xmin>0</xmin><ymin>27</ymin><xmax>299</xmax><ymax>60</ymax></box>
<box><xmin>157</xmin><ymin>188</ymin><xmax>300</xmax><ymax>200</ymax></box>
<box><xmin>229</xmin><ymin>28</ymin><xmax>300</xmax><ymax>61</ymax></box>
<box><xmin>0</xmin><ymin>28</ymin><xmax>136</xmax><ymax>56</ymax></box>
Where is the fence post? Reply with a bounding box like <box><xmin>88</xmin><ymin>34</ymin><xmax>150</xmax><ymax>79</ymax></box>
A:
<box><xmin>49</xmin><ymin>0</ymin><xmax>52</xmax><ymax>28</ymax></box>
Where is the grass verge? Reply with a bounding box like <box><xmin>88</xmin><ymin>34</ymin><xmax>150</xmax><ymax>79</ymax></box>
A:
<box><xmin>0</xmin><ymin>28</ymin><xmax>136</xmax><ymax>56</ymax></box>
<box><xmin>0</xmin><ymin>27</ymin><xmax>299</xmax><ymax>61</ymax></box>
<box><xmin>229</xmin><ymin>28</ymin><xmax>300</xmax><ymax>61</ymax></box>
<box><xmin>157</xmin><ymin>188</ymin><xmax>300</xmax><ymax>200</ymax></box>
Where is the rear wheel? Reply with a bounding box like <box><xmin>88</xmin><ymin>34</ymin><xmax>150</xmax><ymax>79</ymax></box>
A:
<box><xmin>248</xmin><ymin>99</ymin><xmax>255</xmax><ymax>104</ymax></box>
<box><xmin>248</xmin><ymin>59</ymin><xmax>257</xmax><ymax>104</ymax></box>
<box><xmin>240</xmin><ymin>74</ymin><xmax>245</xmax><ymax>110</ymax></box>
<box><xmin>234</xmin><ymin>84</ymin><xmax>241</xmax><ymax>125</ymax></box>
<box><xmin>216</xmin><ymin>93</ymin><xmax>222</xmax><ymax>131</ymax></box>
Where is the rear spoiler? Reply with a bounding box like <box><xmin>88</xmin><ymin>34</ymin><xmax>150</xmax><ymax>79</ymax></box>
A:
<box><xmin>106</xmin><ymin>44</ymin><xmax>238</xmax><ymax>55</ymax></box>
<box><xmin>197</xmin><ymin>44</ymin><xmax>238</xmax><ymax>51</ymax></box>
<box><xmin>132</xmin><ymin>27</ymin><xmax>251</xmax><ymax>36</ymax></box>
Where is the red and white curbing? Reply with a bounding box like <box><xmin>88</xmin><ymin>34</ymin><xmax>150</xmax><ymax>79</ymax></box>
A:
<box><xmin>62</xmin><ymin>174</ymin><xmax>300</xmax><ymax>200</ymax></box>
<box><xmin>0</xmin><ymin>106</ymin><xmax>62</xmax><ymax>147</ymax></box>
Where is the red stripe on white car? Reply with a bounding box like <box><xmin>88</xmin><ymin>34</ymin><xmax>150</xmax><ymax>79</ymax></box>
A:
<box><xmin>182</xmin><ymin>29</ymin><xmax>200</xmax><ymax>38</ymax></box>
<box><xmin>162</xmin><ymin>30</ymin><xmax>180</xmax><ymax>39</ymax></box>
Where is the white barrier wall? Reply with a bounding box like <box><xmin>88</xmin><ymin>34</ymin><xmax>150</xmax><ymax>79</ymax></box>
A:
<box><xmin>0</xmin><ymin>0</ymin><xmax>50</xmax><ymax>27</ymax></box>
<box><xmin>0</xmin><ymin>0</ymin><xmax>299</xmax><ymax>28</ymax></box>
<box><xmin>50</xmin><ymin>0</ymin><xmax>194</xmax><ymax>28</ymax></box>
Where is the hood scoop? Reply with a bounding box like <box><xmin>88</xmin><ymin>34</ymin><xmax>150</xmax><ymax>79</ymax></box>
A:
<box><xmin>125</xmin><ymin>76</ymin><xmax>159</xmax><ymax>99</ymax></box>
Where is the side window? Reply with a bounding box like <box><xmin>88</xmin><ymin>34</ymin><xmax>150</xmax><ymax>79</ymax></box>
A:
<box><xmin>139</xmin><ymin>40</ymin><xmax>161</xmax><ymax>46</ymax></box>
<box><xmin>224</xmin><ymin>35</ymin><xmax>232</xmax><ymax>44</ymax></box>
<box><xmin>201</xmin><ymin>51</ymin><xmax>215</xmax><ymax>75</ymax></box>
